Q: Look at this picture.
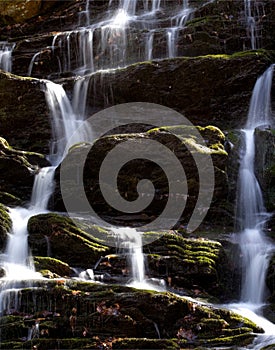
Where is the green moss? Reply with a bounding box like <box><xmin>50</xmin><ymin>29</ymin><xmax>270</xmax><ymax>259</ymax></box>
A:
<box><xmin>112</xmin><ymin>338</ymin><xmax>180</xmax><ymax>349</ymax></box>
<box><xmin>0</xmin><ymin>203</ymin><xmax>12</xmax><ymax>239</ymax></box>
<box><xmin>34</xmin><ymin>256</ymin><xmax>73</xmax><ymax>277</ymax></box>
<box><xmin>203</xmin><ymin>333</ymin><xmax>256</xmax><ymax>347</ymax></box>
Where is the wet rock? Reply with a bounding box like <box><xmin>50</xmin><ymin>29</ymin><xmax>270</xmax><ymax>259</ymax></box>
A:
<box><xmin>0</xmin><ymin>266</ymin><xmax>6</xmax><ymax>278</ymax></box>
<box><xmin>77</xmin><ymin>51</ymin><xmax>274</xmax><ymax>130</ymax></box>
<box><xmin>52</xmin><ymin>124</ymin><xmax>229</xmax><ymax>229</ymax></box>
<box><xmin>0</xmin><ymin>281</ymin><xmax>263</xmax><ymax>347</ymax></box>
<box><xmin>0</xmin><ymin>137</ymin><xmax>47</xmax><ymax>203</ymax></box>
<box><xmin>254</xmin><ymin>127</ymin><xmax>275</xmax><ymax>212</ymax></box>
<box><xmin>144</xmin><ymin>233</ymin><xmax>235</xmax><ymax>300</ymax></box>
<box><xmin>0</xmin><ymin>1</ymin><xmax>63</xmax><ymax>25</ymax></box>
<box><xmin>33</xmin><ymin>256</ymin><xmax>74</xmax><ymax>278</ymax></box>
<box><xmin>0</xmin><ymin>71</ymin><xmax>51</xmax><ymax>154</ymax></box>
<box><xmin>28</xmin><ymin>213</ymin><xmax>112</xmax><ymax>268</ymax></box>
<box><xmin>0</xmin><ymin>203</ymin><xmax>11</xmax><ymax>250</ymax></box>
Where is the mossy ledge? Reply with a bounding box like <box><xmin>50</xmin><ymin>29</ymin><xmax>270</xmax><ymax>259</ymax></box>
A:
<box><xmin>0</xmin><ymin>282</ymin><xmax>263</xmax><ymax>348</ymax></box>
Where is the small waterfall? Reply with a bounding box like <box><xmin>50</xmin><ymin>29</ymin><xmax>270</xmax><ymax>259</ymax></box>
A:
<box><xmin>46</xmin><ymin>0</ymin><xmax>195</xmax><ymax>76</ymax></box>
<box><xmin>28</xmin><ymin>51</ymin><xmax>42</xmax><ymax>76</ymax></box>
<box><xmin>0</xmin><ymin>42</ymin><xmax>15</xmax><ymax>72</ymax></box>
<box><xmin>112</xmin><ymin>227</ymin><xmax>145</xmax><ymax>285</ymax></box>
<box><xmin>43</xmin><ymin>80</ymin><xmax>92</xmax><ymax>165</ymax></box>
<box><xmin>243</xmin><ymin>0</ymin><xmax>266</xmax><ymax>50</ymax></box>
<box><xmin>0</xmin><ymin>80</ymin><xmax>93</xmax><ymax>315</ymax></box>
<box><xmin>30</xmin><ymin>167</ymin><xmax>56</xmax><ymax>210</ymax></box>
<box><xmin>236</xmin><ymin>64</ymin><xmax>274</xmax><ymax>306</ymax></box>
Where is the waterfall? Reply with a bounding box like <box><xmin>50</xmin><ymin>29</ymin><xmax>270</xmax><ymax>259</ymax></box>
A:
<box><xmin>41</xmin><ymin>0</ymin><xmax>196</xmax><ymax>76</ymax></box>
<box><xmin>43</xmin><ymin>80</ymin><xmax>92</xmax><ymax>165</ymax></box>
<box><xmin>0</xmin><ymin>79</ymin><xmax>93</xmax><ymax>314</ymax></box>
<box><xmin>243</xmin><ymin>0</ymin><xmax>266</xmax><ymax>50</ymax></box>
<box><xmin>236</xmin><ymin>64</ymin><xmax>274</xmax><ymax>305</ymax></box>
<box><xmin>112</xmin><ymin>227</ymin><xmax>145</xmax><ymax>284</ymax></box>
<box><xmin>0</xmin><ymin>42</ymin><xmax>14</xmax><ymax>72</ymax></box>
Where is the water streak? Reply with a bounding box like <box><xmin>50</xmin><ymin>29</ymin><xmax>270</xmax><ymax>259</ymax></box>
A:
<box><xmin>236</xmin><ymin>64</ymin><xmax>274</xmax><ymax>306</ymax></box>
<box><xmin>0</xmin><ymin>42</ymin><xmax>14</xmax><ymax>72</ymax></box>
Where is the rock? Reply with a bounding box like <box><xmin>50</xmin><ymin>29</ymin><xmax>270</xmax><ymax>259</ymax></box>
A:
<box><xmin>2</xmin><ymin>1</ymin><xmax>275</xmax><ymax>79</ymax></box>
<box><xmin>70</xmin><ymin>51</ymin><xmax>274</xmax><ymax>130</ymax></box>
<box><xmin>28</xmin><ymin>213</ymin><xmax>112</xmax><ymax>268</ymax></box>
<box><xmin>0</xmin><ymin>266</ymin><xmax>6</xmax><ymax>278</ymax></box>
<box><xmin>0</xmin><ymin>71</ymin><xmax>51</xmax><ymax>154</ymax></box>
<box><xmin>145</xmin><ymin>233</ymin><xmax>235</xmax><ymax>300</ymax></box>
<box><xmin>33</xmin><ymin>256</ymin><xmax>74</xmax><ymax>278</ymax></box>
<box><xmin>0</xmin><ymin>137</ymin><xmax>48</xmax><ymax>203</ymax></box>
<box><xmin>0</xmin><ymin>281</ymin><xmax>263</xmax><ymax>347</ymax></box>
<box><xmin>0</xmin><ymin>1</ymin><xmax>63</xmax><ymax>25</ymax></box>
<box><xmin>52</xmin><ymin>124</ymin><xmax>229</xmax><ymax>229</ymax></box>
<box><xmin>254</xmin><ymin>127</ymin><xmax>275</xmax><ymax>212</ymax></box>
<box><xmin>0</xmin><ymin>204</ymin><xmax>11</xmax><ymax>250</ymax></box>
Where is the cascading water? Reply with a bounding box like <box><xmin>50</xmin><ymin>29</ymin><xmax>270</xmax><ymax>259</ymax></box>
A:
<box><xmin>0</xmin><ymin>79</ymin><xmax>93</xmax><ymax>314</ymax></box>
<box><xmin>226</xmin><ymin>65</ymin><xmax>275</xmax><ymax>348</ymax></box>
<box><xmin>0</xmin><ymin>41</ymin><xmax>14</xmax><ymax>72</ymax></box>
<box><xmin>111</xmin><ymin>227</ymin><xmax>165</xmax><ymax>290</ymax></box>
<box><xmin>112</xmin><ymin>227</ymin><xmax>146</xmax><ymax>285</ymax></box>
<box><xmin>236</xmin><ymin>64</ymin><xmax>274</xmax><ymax>306</ymax></box>
<box><xmin>243</xmin><ymin>0</ymin><xmax>266</xmax><ymax>50</ymax></box>
<box><xmin>32</xmin><ymin>0</ymin><xmax>197</xmax><ymax>77</ymax></box>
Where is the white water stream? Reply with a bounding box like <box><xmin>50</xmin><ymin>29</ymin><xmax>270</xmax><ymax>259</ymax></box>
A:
<box><xmin>0</xmin><ymin>41</ymin><xmax>14</xmax><ymax>72</ymax></box>
<box><xmin>0</xmin><ymin>80</ymin><xmax>92</xmax><ymax>314</ymax></box>
<box><xmin>228</xmin><ymin>64</ymin><xmax>275</xmax><ymax>347</ymax></box>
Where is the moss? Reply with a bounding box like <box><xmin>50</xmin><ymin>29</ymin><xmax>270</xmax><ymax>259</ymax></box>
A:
<box><xmin>33</xmin><ymin>256</ymin><xmax>73</xmax><ymax>277</ymax></box>
<box><xmin>203</xmin><ymin>333</ymin><xmax>256</xmax><ymax>347</ymax></box>
<box><xmin>112</xmin><ymin>338</ymin><xmax>180</xmax><ymax>349</ymax></box>
<box><xmin>28</xmin><ymin>213</ymin><xmax>111</xmax><ymax>267</ymax></box>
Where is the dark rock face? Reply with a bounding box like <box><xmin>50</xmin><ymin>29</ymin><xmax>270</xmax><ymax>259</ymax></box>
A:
<box><xmin>0</xmin><ymin>1</ymin><xmax>274</xmax><ymax>348</ymax></box>
<box><xmin>1</xmin><ymin>0</ymin><xmax>275</xmax><ymax>79</ymax></box>
<box><xmin>0</xmin><ymin>137</ymin><xmax>48</xmax><ymax>203</ymax></box>
<box><xmin>52</xmin><ymin>125</ymin><xmax>230</xmax><ymax>228</ymax></box>
<box><xmin>254</xmin><ymin>127</ymin><xmax>275</xmax><ymax>212</ymax></box>
<box><xmin>0</xmin><ymin>71</ymin><xmax>51</xmax><ymax>154</ymax></box>
<box><xmin>80</xmin><ymin>51</ymin><xmax>273</xmax><ymax>130</ymax></box>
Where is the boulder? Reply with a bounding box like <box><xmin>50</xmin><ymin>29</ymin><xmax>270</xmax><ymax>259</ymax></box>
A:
<box><xmin>52</xmin><ymin>124</ymin><xmax>230</xmax><ymax>229</ymax></box>
<box><xmin>28</xmin><ymin>213</ymin><xmax>112</xmax><ymax>268</ymax></box>
<box><xmin>33</xmin><ymin>256</ymin><xmax>74</xmax><ymax>278</ymax></box>
<box><xmin>0</xmin><ymin>1</ymin><xmax>64</xmax><ymax>25</ymax></box>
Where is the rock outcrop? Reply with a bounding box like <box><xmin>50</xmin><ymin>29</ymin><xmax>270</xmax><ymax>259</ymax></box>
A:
<box><xmin>0</xmin><ymin>282</ymin><xmax>263</xmax><ymax>349</ymax></box>
<box><xmin>0</xmin><ymin>137</ymin><xmax>47</xmax><ymax>204</ymax></box>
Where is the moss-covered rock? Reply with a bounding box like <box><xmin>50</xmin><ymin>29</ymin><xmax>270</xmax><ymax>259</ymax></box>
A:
<box><xmin>144</xmin><ymin>232</ymin><xmax>235</xmax><ymax>300</ymax></box>
<box><xmin>33</xmin><ymin>256</ymin><xmax>74</xmax><ymax>278</ymax></box>
<box><xmin>28</xmin><ymin>213</ymin><xmax>111</xmax><ymax>268</ymax></box>
<box><xmin>255</xmin><ymin>127</ymin><xmax>275</xmax><ymax>212</ymax></box>
<box><xmin>66</xmin><ymin>51</ymin><xmax>274</xmax><ymax>131</ymax></box>
<box><xmin>0</xmin><ymin>282</ymin><xmax>263</xmax><ymax>348</ymax></box>
<box><xmin>53</xmin><ymin>124</ymin><xmax>229</xmax><ymax>229</ymax></box>
<box><xmin>0</xmin><ymin>203</ymin><xmax>11</xmax><ymax>250</ymax></box>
